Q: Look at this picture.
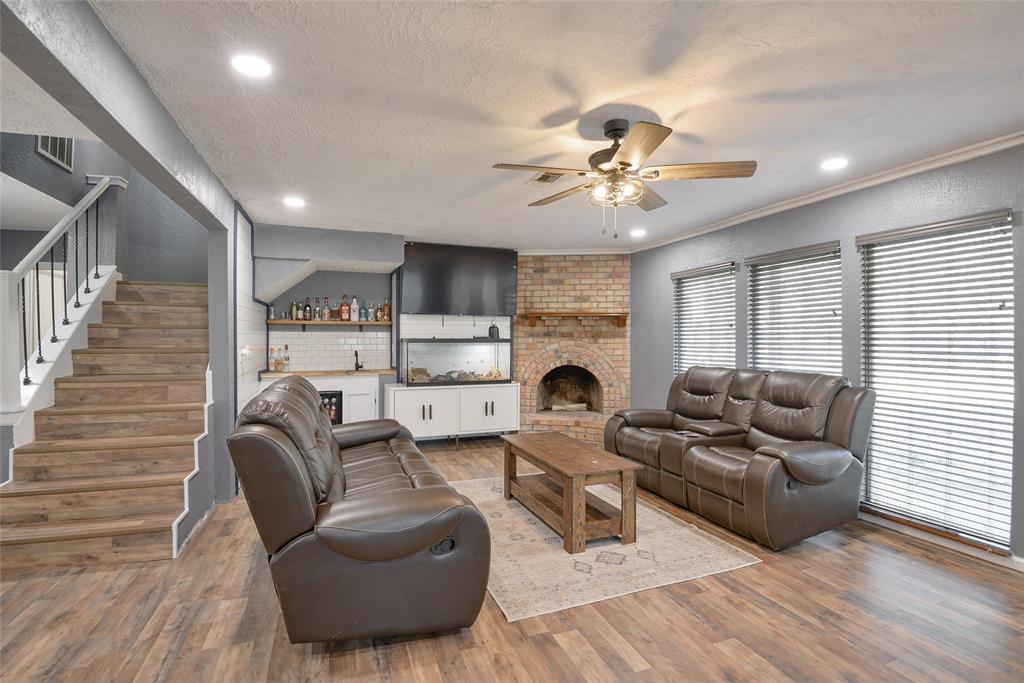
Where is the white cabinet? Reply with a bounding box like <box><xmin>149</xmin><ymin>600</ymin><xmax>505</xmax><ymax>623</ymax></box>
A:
<box><xmin>458</xmin><ymin>385</ymin><xmax>520</xmax><ymax>434</ymax></box>
<box><xmin>344</xmin><ymin>382</ymin><xmax>378</xmax><ymax>423</ymax></box>
<box><xmin>389</xmin><ymin>386</ymin><xmax>460</xmax><ymax>438</ymax></box>
<box><xmin>386</xmin><ymin>383</ymin><xmax>520</xmax><ymax>439</ymax></box>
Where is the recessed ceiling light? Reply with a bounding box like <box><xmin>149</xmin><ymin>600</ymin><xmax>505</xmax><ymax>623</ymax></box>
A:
<box><xmin>283</xmin><ymin>196</ymin><xmax>305</xmax><ymax>208</ymax></box>
<box><xmin>630</xmin><ymin>228</ymin><xmax>647</xmax><ymax>238</ymax></box>
<box><xmin>231</xmin><ymin>54</ymin><xmax>271</xmax><ymax>78</ymax></box>
<box><xmin>820</xmin><ymin>157</ymin><xmax>848</xmax><ymax>171</ymax></box>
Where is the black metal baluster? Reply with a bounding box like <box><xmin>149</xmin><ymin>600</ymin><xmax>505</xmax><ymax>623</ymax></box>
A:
<box><xmin>34</xmin><ymin>262</ymin><xmax>44</xmax><ymax>363</ymax></box>
<box><xmin>83</xmin><ymin>208</ymin><xmax>91</xmax><ymax>294</ymax></box>
<box><xmin>93</xmin><ymin>202</ymin><xmax>100</xmax><ymax>279</ymax></box>
<box><xmin>73</xmin><ymin>218</ymin><xmax>81</xmax><ymax>308</ymax></box>
<box><xmin>62</xmin><ymin>233</ymin><xmax>70</xmax><ymax>324</ymax></box>
<box><xmin>49</xmin><ymin>245</ymin><xmax>57</xmax><ymax>343</ymax></box>
<box><xmin>20</xmin><ymin>280</ymin><xmax>30</xmax><ymax>385</ymax></box>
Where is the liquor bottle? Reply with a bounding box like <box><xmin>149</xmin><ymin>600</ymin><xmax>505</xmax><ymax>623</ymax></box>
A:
<box><xmin>340</xmin><ymin>295</ymin><xmax>350</xmax><ymax>321</ymax></box>
<box><xmin>382</xmin><ymin>297</ymin><xmax>391</xmax><ymax>321</ymax></box>
<box><xmin>283</xmin><ymin>345</ymin><xmax>290</xmax><ymax>371</ymax></box>
<box><xmin>304</xmin><ymin>297</ymin><xmax>312</xmax><ymax>320</ymax></box>
<box><xmin>350</xmin><ymin>296</ymin><xmax>359</xmax><ymax>322</ymax></box>
<box><xmin>323</xmin><ymin>295</ymin><xmax>330</xmax><ymax>320</ymax></box>
<box><xmin>313</xmin><ymin>298</ymin><xmax>320</xmax><ymax>321</ymax></box>
<box><xmin>359</xmin><ymin>302</ymin><xmax>368</xmax><ymax>321</ymax></box>
<box><xmin>367</xmin><ymin>302</ymin><xmax>376</xmax><ymax>322</ymax></box>
<box><xmin>329</xmin><ymin>397</ymin><xmax>338</xmax><ymax>423</ymax></box>
<box><xmin>277</xmin><ymin>349</ymin><xmax>284</xmax><ymax>373</ymax></box>
<box><xmin>290</xmin><ymin>300</ymin><xmax>298</xmax><ymax>320</ymax></box>
<box><xmin>268</xmin><ymin>304</ymin><xmax>275</xmax><ymax>320</ymax></box>
<box><xmin>269</xmin><ymin>347</ymin><xmax>277</xmax><ymax>372</ymax></box>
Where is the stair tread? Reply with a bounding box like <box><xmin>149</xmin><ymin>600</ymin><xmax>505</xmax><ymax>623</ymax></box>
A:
<box><xmin>0</xmin><ymin>514</ymin><xmax>177</xmax><ymax>545</ymax></box>
<box><xmin>104</xmin><ymin>301</ymin><xmax>206</xmax><ymax>308</ymax></box>
<box><xmin>37</xmin><ymin>402</ymin><xmax>204</xmax><ymax>417</ymax></box>
<box><xmin>118</xmin><ymin>281</ymin><xmax>207</xmax><ymax>288</ymax></box>
<box><xmin>74</xmin><ymin>348</ymin><xmax>208</xmax><ymax>355</ymax></box>
<box><xmin>0</xmin><ymin>472</ymin><xmax>189</xmax><ymax>498</ymax></box>
<box><xmin>15</xmin><ymin>435</ymin><xmax>197</xmax><ymax>454</ymax></box>
<box><xmin>56</xmin><ymin>373</ymin><xmax>206</xmax><ymax>384</ymax></box>
<box><xmin>90</xmin><ymin>323</ymin><xmax>208</xmax><ymax>329</ymax></box>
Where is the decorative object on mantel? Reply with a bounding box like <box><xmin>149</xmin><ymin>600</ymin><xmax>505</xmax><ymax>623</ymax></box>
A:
<box><xmin>519</xmin><ymin>311</ymin><xmax>628</xmax><ymax>328</ymax></box>
<box><xmin>450</xmin><ymin>477</ymin><xmax>759</xmax><ymax>622</ymax></box>
<box><xmin>493</xmin><ymin>118</ymin><xmax>757</xmax><ymax>237</ymax></box>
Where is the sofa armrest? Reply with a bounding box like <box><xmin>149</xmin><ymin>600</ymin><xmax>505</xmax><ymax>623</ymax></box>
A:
<box><xmin>614</xmin><ymin>409</ymin><xmax>676</xmax><ymax>429</ymax></box>
<box><xmin>754</xmin><ymin>442</ymin><xmax>854</xmax><ymax>485</ymax></box>
<box><xmin>314</xmin><ymin>486</ymin><xmax>467</xmax><ymax>561</ymax></box>
<box><xmin>682</xmin><ymin>420</ymin><xmax>746</xmax><ymax>437</ymax></box>
<box><xmin>330</xmin><ymin>419</ymin><xmax>404</xmax><ymax>450</ymax></box>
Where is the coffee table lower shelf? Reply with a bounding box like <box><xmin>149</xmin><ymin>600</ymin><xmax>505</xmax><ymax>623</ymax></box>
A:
<box><xmin>510</xmin><ymin>473</ymin><xmax>624</xmax><ymax>543</ymax></box>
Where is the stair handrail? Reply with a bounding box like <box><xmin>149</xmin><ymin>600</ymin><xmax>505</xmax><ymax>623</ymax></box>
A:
<box><xmin>11</xmin><ymin>175</ymin><xmax>128</xmax><ymax>279</ymax></box>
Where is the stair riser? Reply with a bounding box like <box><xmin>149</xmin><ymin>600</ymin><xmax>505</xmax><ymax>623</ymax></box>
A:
<box><xmin>0</xmin><ymin>484</ymin><xmax>183</xmax><ymax>525</ymax></box>
<box><xmin>88</xmin><ymin>326</ymin><xmax>208</xmax><ymax>349</ymax></box>
<box><xmin>116</xmin><ymin>283</ymin><xmax>208</xmax><ymax>305</ymax></box>
<box><xmin>14</xmin><ymin>445</ymin><xmax>194</xmax><ymax>481</ymax></box>
<box><xmin>0</xmin><ymin>529</ymin><xmax>171</xmax><ymax>577</ymax></box>
<box><xmin>102</xmin><ymin>304</ymin><xmax>207</xmax><ymax>326</ymax></box>
<box><xmin>73</xmin><ymin>353</ymin><xmax>208</xmax><ymax>376</ymax></box>
<box><xmin>35</xmin><ymin>409</ymin><xmax>204</xmax><ymax>440</ymax></box>
<box><xmin>55</xmin><ymin>382</ymin><xmax>205</xmax><ymax>406</ymax></box>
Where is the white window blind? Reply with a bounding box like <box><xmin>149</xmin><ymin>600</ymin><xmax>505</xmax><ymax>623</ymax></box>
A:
<box><xmin>748</xmin><ymin>246</ymin><xmax>843</xmax><ymax>374</ymax></box>
<box><xmin>860</xmin><ymin>212</ymin><xmax>1014</xmax><ymax>547</ymax></box>
<box><xmin>672</xmin><ymin>264</ymin><xmax>735</xmax><ymax>374</ymax></box>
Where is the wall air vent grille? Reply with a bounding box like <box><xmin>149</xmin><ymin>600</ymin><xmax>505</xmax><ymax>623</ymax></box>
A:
<box><xmin>37</xmin><ymin>135</ymin><xmax>74</xmax><ymax>172</ymax></box>
<box><xmin>529</xmin><ymin>172</ymin><xmax>563</xmax><ymax>185</ymax></box>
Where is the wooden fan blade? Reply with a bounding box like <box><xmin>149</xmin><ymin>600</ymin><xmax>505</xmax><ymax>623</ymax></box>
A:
<box><xmin>638</xmin><ymin>185</ymin><xmax>667</xmax><ymax>212</ymax></box>
<box><xmin>643</xmin><ymin>161</ymin><xmax>757</xmax><ymax>180</ymax></box>
<box><xmin>528</xmin><ymin>183</ymin><xmax>592</xmax><ymax>206</ymax></box>
<box><xmin>610</xmin><ymin>122</ymin><xmax>672</xmax><ymax>170</ymax></box>
<box><xmin>493</xmin><ymin>163</ymin><xmax>591</xmax><ymax>176</ymax></box>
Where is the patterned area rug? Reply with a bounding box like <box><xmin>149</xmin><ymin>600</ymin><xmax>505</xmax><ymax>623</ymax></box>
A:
<box><xmin>451</xmin><ymin>477</ymin><xmax>761</xmax><ymax>622</ymax></box>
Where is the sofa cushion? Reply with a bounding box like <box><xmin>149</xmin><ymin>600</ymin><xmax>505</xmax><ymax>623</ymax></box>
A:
<box><xmin>682</xmin><ymin>445</ymin><xmax>755</xmax><ymax>503</ymax></box>
<box><xmin>614</xmin><ymin>426</ymin><xmax>663</xmax><ymax>467</ymax></box>
<box><xmin>721</xmin><ymin>369</ymin><xmax>768</xmax><ymax>430</ymax></box>
<box><xmin>666</xmin><ymin>367</ymin><xmax>735</xmax><ymax>420</ymax></box>
<box><xmin>749</xmin><ymin>371</ymin><xmax>848</xmax><ymax>443</ymax></box>
<box><xmin>340</xmin><ymin>435</ymin><xmax>448</xmax><ymax>499</ymax></box>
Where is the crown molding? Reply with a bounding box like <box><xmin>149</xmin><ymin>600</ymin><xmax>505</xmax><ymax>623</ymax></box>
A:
<box><xmin>517</xmin><ymin>247</ymin><xmax>631</xmax><ymax>256</ymax></box>
<box><xmin>632</xmin><ymin>131</ymin><xmax>1024</xmax><ymax>254</ymax></box>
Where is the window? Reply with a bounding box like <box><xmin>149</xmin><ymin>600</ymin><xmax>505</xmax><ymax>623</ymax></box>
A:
<box><xmin>672</xmin><ymin>263</ymin><xmax>735</xmax><ymax>374</ymax></box>
<box><xmin>37</xmin><ymin>135</ymin><xmax>74</xmax><ymax>172</ymax></box>
<box><xmin>860</xmin><ymin>211</ymin><xmax>1014</xmax><ymax>547</ymax></box>
<box><xmin>747</xmin><ymin>245</ymin><xmax>842</xmax><ymax>374</ymax></box>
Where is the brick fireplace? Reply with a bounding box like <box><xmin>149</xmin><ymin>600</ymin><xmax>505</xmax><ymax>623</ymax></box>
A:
<box><xmin>515</xmin><ymin>254</ymin><xmax>630</xmax><ymax>444</ymax></box>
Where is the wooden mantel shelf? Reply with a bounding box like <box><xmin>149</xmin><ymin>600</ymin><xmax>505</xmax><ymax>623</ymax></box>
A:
<box><xmin>519</xmin><ymin>311</ymin><xmax>629</xmax><ymax>328</ymax></box>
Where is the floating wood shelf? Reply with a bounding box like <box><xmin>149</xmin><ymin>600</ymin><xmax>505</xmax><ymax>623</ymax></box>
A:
<box><xmin>519</xmin><ymin>311</ymin><xmax>629</xmax><ymax>328</ymax></box>
<box><xmin>267</xmin><ymin>319</ymin><xmax>392</xmax><ymax>332</ymax></box>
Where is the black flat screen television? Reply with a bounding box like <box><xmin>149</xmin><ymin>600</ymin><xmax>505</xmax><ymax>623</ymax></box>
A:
<box><xmin>401</xmin><ymin>242</ymin><xmax>517</xmax><ymax>316</ymax></box>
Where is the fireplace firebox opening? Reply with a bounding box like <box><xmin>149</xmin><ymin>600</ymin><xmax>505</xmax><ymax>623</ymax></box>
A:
<box><xmin>537</xmin><ymin>365</ymin><xmax>602</xmax><ymax>412</ymax></box>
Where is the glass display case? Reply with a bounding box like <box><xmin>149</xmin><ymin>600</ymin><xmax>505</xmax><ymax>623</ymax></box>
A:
<box><xmin>402</xmin><ymin>338</ymin><xmax>512</xmax><ymax>385</ymax></box>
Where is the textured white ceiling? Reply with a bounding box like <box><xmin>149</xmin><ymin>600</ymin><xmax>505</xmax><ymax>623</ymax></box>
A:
<box><xmin>89</xmin><ymin>1</ymin><xmax>1024</xmax><ymax>250</ymax></box>
<box><xmin>1</xmin><ymin>173</ymin><xmax>72</xmax><ymax>231</ymax></box>
<box><xmin>0</xmin><ymin>56</ymin><xmax>98</xmax><ymax>140</ymax></box>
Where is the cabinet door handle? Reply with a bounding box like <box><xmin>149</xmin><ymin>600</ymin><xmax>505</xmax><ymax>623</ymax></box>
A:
<box><xmin>491</xmin><ymin>401</ymin><xmax>495</xmax><ymax>415</ymax></box>
<box><xmin>422</xmin><ymin>404</ymin><xmax>425</xmax><ymax>420</ymax></box>
<box><xmin>484</xmin><ymin>401</ymin><xmax>489</xmax><ymax>416</ymax></box>
<box><xmin>429</xmin><ymin>404</ymin><xmax>433</xmax><ymax>420</ymax></box>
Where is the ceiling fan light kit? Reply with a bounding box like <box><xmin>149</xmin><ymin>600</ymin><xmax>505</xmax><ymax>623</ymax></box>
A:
<box><xmin>494</xmin><ymin>118</ymin><xmax>758</xmax><ymax>238</ymax></box>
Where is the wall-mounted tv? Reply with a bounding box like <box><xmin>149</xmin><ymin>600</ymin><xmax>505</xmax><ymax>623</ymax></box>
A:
<box><xmin>401</xmin><ymin>242</ymin><xmax>517</xmax><ymax>316</ymax></box>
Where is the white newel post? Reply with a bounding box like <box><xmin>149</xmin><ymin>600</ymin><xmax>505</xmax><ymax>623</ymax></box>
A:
<box><xmin>0</xmin><ymin>271</ymin><xmax>25</xmax><ymax>423</ymax></box>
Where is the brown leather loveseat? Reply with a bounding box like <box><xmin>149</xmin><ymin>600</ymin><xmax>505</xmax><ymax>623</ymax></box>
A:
<box><xmin>605</xmin><ymin>367</ymin><xmax>874</xmax><ymax>550</ymax></box>
<box><xmin>227</xmin><ymin>375</ymin><xmax>490</xmax><ymax>643</ymax></box>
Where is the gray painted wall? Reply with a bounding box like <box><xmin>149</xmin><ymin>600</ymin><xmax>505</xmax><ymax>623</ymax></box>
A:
<box><xmin>1</xmin><ymin>133</ymin><xmax>207</xmax><ymax>282</ymax></box>
<box><xmin>253</xmin><ymin>223</ymin><xmax>404</xmax><ymax>263</ymax></box>
<box><xmin>270</xmin><ymin>271</ymin><xmax>391</xmax><ymax>316</ymax></box>
<box><xmin>630</xmin><ymin>145</ymin><xmax>1024</xmax><ymax>554</ymax></box>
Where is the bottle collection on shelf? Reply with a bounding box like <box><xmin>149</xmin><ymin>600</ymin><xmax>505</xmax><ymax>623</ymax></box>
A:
<box><xmin>268</xmin><ymin>345</ymin><xmax>290</xmax><ymax>373</ymax></box>
<box><xmin>269</xmin><ymin>295</ymin><xmax>391</xmax><ymax>323</ymax></box>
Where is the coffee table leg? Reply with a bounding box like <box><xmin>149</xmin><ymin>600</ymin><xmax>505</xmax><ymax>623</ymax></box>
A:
<box><xmin>563</xmin><ymin>475</ymin><xmax>586</xmax><ymax>554</ymax></box>
<box><xmin>621</xmin><ymin>470</ymin><xmax>636</xmax><ymax>545</ymax></box>
<box><xmin>504</xmin><ymin>442</ymin><xmax>515</xmax><ymax>500</ymax></box>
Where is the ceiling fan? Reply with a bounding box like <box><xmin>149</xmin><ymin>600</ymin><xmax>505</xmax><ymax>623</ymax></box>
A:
<box><xmin>493</xmin><ymin>119</ymin><xmax>757</xmax><ymax>237</ymax></box>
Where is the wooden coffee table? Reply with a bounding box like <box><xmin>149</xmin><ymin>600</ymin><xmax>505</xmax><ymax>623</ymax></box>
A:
<box><xmin>501</xmin><ymin>431</ymin><xmax>643</xmax><ymax>554</ymax></box>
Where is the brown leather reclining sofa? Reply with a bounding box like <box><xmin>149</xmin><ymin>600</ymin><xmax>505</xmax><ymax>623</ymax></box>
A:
<box><xmin>226</xmin><ymin>375</ymin><xmax>490</xmax><ymax>643</ymax></box>
<box><xmin>605</xmin><ymin>367</ymin><xmax>875</xmax><ymax>549</ymax></box>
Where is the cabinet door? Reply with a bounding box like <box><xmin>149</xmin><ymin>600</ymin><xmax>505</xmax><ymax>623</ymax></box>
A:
<box><xmin>345</xmin><ymin>387</ymin><xmax>377</xmax><ymax>423</ymax></box>
<box><xmin>459</xmin><ymin>385</ymin><xmax>519</xmax><ymax>433</ymax></box>
<box><xmin>487</xmin><ymin>385</ymin><xmax>519</xmax><ymax>431</ymax></box>
<box><xmin>390</xmin><ymin>388</ymin><xmax>458</xmax><ymax>438</ymax></box>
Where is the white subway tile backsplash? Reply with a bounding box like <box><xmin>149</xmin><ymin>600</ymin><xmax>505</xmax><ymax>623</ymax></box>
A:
<box><xmin>268</xmin><ymin>330</ymin><xmax>392</xmax><ymax>371</ymax></box>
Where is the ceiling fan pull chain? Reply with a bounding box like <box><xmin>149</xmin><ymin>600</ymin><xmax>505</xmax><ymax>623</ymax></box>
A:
<box><xmin>613</xmin><ymin>205</ymin><xmax>619</xmax><ymax>239</ymax></box>
<box><xmin>601</xmin><ymin>203</ymin><xmax>607</xmax><ymax>235</ymax></box>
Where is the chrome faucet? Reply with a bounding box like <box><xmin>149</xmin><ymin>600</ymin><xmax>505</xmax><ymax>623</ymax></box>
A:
<box><xmin>354</xmin><ymin>350</ymin><xmax>364</xmax><ymax>372</ymax></box>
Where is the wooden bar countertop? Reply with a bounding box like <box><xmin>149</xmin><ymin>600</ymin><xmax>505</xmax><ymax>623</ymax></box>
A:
<box><xmin>261</xmin><ymin>368</ymin><xmax>396</xmax><ymax>379</ymax></box>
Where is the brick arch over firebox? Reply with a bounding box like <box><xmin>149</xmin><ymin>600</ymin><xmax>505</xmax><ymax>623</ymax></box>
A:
<box><xmin>518</xmin><ymin>342</ymin><xmax>628</xmax><ymax>416</ymax></box>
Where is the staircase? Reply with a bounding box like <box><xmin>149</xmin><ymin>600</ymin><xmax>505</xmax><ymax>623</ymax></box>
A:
<box><xmin>0</xmin><ymin>281</ymin><xmax>208</xmax><ymax>576</ymax></box>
